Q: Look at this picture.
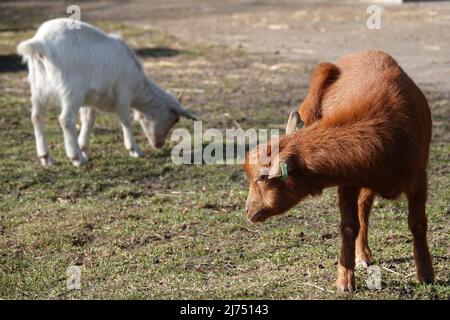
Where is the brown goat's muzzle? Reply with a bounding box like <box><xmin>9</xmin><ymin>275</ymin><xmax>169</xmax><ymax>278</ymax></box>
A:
<box><xmin>247</xmin><ymin>209</ymin><xmax>271</xmax><ymax>224</ymax></box>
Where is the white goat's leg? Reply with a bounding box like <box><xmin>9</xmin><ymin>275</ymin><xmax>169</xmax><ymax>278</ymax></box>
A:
<box><xmin>59</xmin><ymin>99</ymin><xmax>87</xmax><ymax>166</ymax></box>
<box><xmin>31</xmin><ymin>96</ymin><xmax>53</xmax><ymax>166</ymax></box>
<box><xmin>78</xmin><ymin>107</ymin><xmax>96</xmax><ymax>161</ymax></box>
<box><xmin>116</xmin><ymin>108</ymin><xmax>144</xmax><ymax>158</ymax></box>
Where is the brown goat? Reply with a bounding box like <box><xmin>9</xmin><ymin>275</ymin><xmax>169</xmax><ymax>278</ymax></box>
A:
<box><xmin>244</xmin><ymin>50</ymin><xmax>434</xmax><ymax>292</ymax></box>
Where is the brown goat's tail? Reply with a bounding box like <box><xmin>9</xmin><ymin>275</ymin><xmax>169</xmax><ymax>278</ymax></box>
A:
<box><xmin>299</xmin><ymin>62</ymin><xmax>340</xmax><ymax>125</ymax></box>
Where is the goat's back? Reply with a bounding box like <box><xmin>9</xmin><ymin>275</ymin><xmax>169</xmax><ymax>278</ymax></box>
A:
<box><xmin>20</xmin><ymin>18</ymin><xmax>143</xmax><ymax>92</ymax></box>
<box><xmin>303</xmin><ymin>51</ymin><xmax>432</xmax><ymax>197</ymax></box>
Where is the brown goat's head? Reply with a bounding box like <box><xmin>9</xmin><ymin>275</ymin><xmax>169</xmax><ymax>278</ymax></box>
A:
<box><xmin>243</xmin><ymin>142</ymin><xmax>308</xmax><ymax>223</ymax></box>
<box><xmin>243</xmin><ymin>112</ymin><xmax>316</xmax><ymax>223</ymax></box>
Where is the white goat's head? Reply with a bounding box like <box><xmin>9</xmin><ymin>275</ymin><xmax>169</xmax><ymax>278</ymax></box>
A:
<box><xmin>134</xmin><ymin>91</ymin><xmax>196</xmax><ymax>149</ymax></box>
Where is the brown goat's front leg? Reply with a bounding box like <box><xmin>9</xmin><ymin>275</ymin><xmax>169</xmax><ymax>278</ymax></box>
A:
<box><xmin>407</xmin><ymin>173</ymin><xmax>434</xmax><ymax>284</ymax></box>
<box><xmin>355</xmin><ymin>188</ymin><xmax>375</xmax><ymax>268</ymax></box>
<box><xmin>337</xmin><ymin>186</ymin><xmax>360</xmax><ymax>292</ymax></box>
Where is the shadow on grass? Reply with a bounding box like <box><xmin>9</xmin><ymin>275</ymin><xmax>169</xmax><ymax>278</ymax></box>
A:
<box><xmin>0</xmin><ymin>54</ymin><xmax>26</xmax><ymax>73</ymax></box>
<box><xmin>0</xmin><ymin>26</ymin><xmax>33</xmax><ymax>33</ymax></box>
<box><xmin>135</xmin><ymin>47</ymin><xmax>181</xmax><ymax>58</ymax></box>
<box><xmin>388</xmin><ymin>255</ymin><xmax>449</xmax><ymax>265</ymax></box>
<box><xmin>387</xmin><ymin>257</ymin><xmax>414</xmax><ymax>264</ymax></box>
<box><xmin>0</xmin><ymin>47</ymin><xmax>181</xmax><ymax>73</ymax></box>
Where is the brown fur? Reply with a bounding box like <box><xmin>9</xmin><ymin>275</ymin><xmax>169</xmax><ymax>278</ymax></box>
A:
<box><xmin>299</xmin><ymin>62</ymin><xmax>340</xmax><ymax>126</ymax></box>
<box><xmin>244</xmin><ymin>50</ymin><xmax>434</xmax><ymax>291</ymax></box>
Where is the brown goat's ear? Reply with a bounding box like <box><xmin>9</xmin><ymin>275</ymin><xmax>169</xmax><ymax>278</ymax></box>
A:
<box><xmin>268</xmin><ymin>166</ymin><xmax>281</xmax><ymax>179</ymax></box>
<box><xmin>267</xmin><ymin>155</ymin><xmax>290</xmax><ymax>181</ymax></box>
<box><xmin>286</xmin><ymin>111</ymin><xmax>301</xmax><ymax>135</ymax></box>
<box><xmin>257</xmin><ymin>160</ymin><xmax>279</xmax><ymax>180</ymax></box>
<box><xmin>268</xmin><ymin>155</ymin><xmax>282</xmax><ymax>179</ymax></box>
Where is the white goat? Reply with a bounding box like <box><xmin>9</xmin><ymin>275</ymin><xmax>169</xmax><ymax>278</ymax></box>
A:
<box><xmin>17</xmin><ymin>18</ymin><xmax>196</xmax><ymax>166</ymax></box>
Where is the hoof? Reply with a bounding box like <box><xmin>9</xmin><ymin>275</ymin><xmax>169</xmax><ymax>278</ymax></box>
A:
<box><xmin>336</xmin><ymin>266</ymin><xmax>355</xmax><ymax>292</ymax></box>
<box><xmin>336</xmin><ymin>279</ymin><xmax>356</xmax><ymax>293</ymax></box>
<box><xmin>129</xmin><ymin>147</ymin><xmax>144</xmax><ymax>158</ymax></box>
<box><xmin>71</xmin><ymin>154</ymin><xmax>88</xmax><ymax>167</ymax></box>
<box><xmin>80</xmin><ymin>146</ymin><xmax>92</xmax><ymax>161</ymax></box>
<box><xmin>418</xmin><ymin>273</ymin><xmax>435</xmax><ymax>285</ymax></box>
<box><xmin>356</xmin><ymin>247</ymin><xmax>373</xmax><ymax>269</ymax></box>
<box><xmin>39</xmin><ymin>155</ymin><xmax>54</xmax><ymax>167</ymax></box>
<box><xmin>355</xmin><ymin>257</ymin><xmax>372</xmax><ymax>269</ymax></box>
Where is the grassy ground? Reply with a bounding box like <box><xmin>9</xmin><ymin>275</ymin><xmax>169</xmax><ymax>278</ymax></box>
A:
<box><xmin>0</xmin><ymin>21</ymin><xmax>449</xmax><ymax>300</ymax></box>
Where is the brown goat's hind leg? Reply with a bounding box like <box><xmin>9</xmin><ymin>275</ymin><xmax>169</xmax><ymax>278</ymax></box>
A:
<box><xmin>407</xmin><ymin>174</ymin><xmax>434</xmax><ymax>284</ymax></box>
<box><xmin>355</xmin><ymin>188</ymin><xmax>375</xmax><ymax>268</ymax></box>
<box><xmin>336</xmin><ymin>186</ymin><xmax>360</xmax><ymax>292</ymax></box>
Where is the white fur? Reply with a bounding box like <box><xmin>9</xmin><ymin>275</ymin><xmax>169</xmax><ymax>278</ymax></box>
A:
<box><xmin>17</xmin><ymin>18</ymin><xmax>195</xmax><ymax>166</ymax></box>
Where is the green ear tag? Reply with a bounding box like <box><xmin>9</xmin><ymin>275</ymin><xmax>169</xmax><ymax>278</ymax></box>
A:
<box><xmin>296</xmin><ymin>120</ymin><xmax>304</xmax><ymax>130</ymax></box>
<box><xmin>280</xmin><ymin>161</ymin><xmax>288</xmax><ymax>181</ymax></box>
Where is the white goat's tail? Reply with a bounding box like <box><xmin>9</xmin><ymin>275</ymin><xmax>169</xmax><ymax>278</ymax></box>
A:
<box><xmin>17</xmin><ymin>38</ymin><xmax>45</xmax><ymax>63</ymax></box>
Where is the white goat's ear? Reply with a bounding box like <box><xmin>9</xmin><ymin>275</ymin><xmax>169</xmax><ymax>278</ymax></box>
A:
<box><xmin>180</xmin><ymin>110</ymin><xmax>197</xmax><ymax>121</ymax></box>
<box><xmin>286</xmin><ymin>111</ymin><xmax>302</xmax><ymax>135</ymax></box>
<box><xmin>172</xmin><ymin>104</ymin><xmax>198</xmax><ymax>121</ymax></box>
<box><xmin>177</xmin><ymin>91</ymin><xmax>185</xmax><ymax>103</ymax></box>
